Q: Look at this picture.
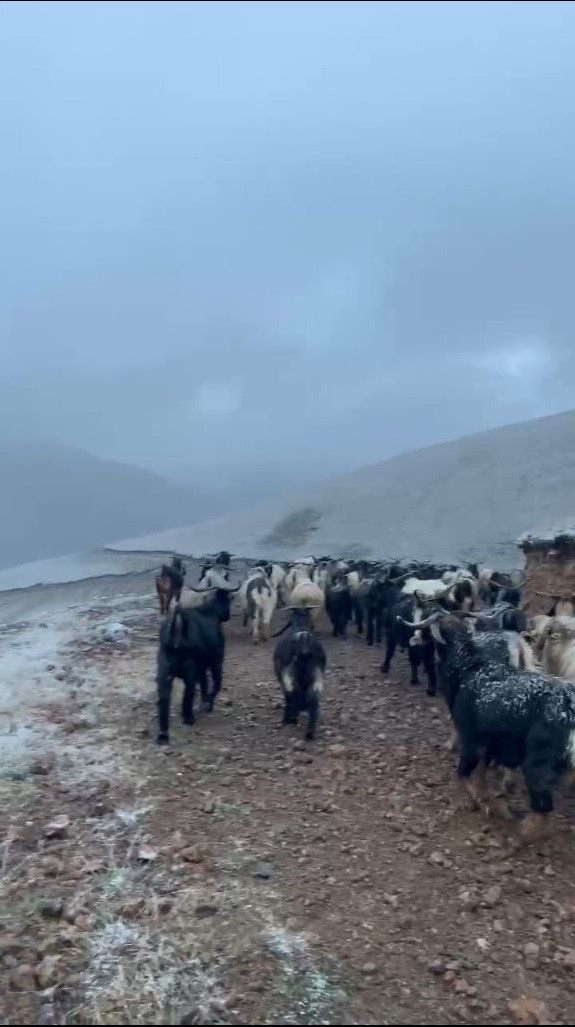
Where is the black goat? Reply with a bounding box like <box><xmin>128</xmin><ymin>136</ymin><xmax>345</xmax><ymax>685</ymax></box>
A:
<box><xmin>325</xmin><ymin>578</ymin><xmax>353</xmax><ymax>637</ymax></box>
<box><xmin>382</xmin><ymin>591</ymin><xmax>437</xmax><ymax>695</ymax></box>
<box><xmin>273</xmin><ymin>609</ymin><xmax>326</xmax><ymax>740</ymax></box>
<box><xmin>404</xmin><ymin>611</ymin><xmax>575</xmax><ymax>838</ymax></box>
<box><xmin>156</xmin><ymin>587</ymin><xmax>234</xmax><ymax>744</ymax></box>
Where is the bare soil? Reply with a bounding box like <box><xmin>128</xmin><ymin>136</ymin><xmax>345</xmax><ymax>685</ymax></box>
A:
<box><xmin>2</xmin><ymin>595</ymin><xmax>575</xmax><ymax>1025</ymax></box>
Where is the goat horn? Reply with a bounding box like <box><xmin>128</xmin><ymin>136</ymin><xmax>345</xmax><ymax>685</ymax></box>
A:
<box><xmin>397</xmin><ymin>612</ymin><xmax>442</xmax><ymax>630</ymax></box>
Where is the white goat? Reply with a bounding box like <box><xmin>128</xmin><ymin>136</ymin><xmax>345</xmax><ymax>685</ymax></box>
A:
<box><xmin>541</xmin><ymin>616</ymin><xmax>575</xmax><ymax>681</ymax></box>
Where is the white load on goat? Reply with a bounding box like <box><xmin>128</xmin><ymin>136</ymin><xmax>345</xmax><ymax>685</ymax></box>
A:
<box><xmin>289</xmin><ymin>579</ymin><xmax>325</xmax><ymax>626</ymax></box>
<box><xmin>284</xmin><ymin>563</ymin><xmax>316</xmax><ymax>604</ymax></box>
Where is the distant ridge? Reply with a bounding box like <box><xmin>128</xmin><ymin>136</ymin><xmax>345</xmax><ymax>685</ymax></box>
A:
<box><xmin>111</xmin><ymin>409</ymin><xmax>575</xmax><ymax>569</ymax></box>
<box><xmin>0</xmin><ymin>440</ymin><xmax>203</xmax><ymax>570</ymax></box>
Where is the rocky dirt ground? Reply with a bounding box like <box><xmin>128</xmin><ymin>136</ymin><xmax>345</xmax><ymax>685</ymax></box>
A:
<box><xmin>2</xmin><ymin>585</ymin><xmax>575</xmax><ymax>1026</ymax></box>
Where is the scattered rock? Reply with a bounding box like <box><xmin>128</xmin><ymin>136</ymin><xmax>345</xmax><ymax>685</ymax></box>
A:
<box><xmin>35</xmin><ymin>956</ymin><xmax>60</xmax><ymax>990</ymax></box>
<box><xmin>460</xmin><ymin>889</ymin><xmax>480</xmax><ymax>911</ymax></box>
<box><xmin>10</xmin><ymin>963</ymin><xmax>36</xmax><ymax>992</ymax></box>
<box><xmin>97</xmin><ymin>621</ymin><xmax>130</xmax><ymax>642</ymax></box>
<box><xmin>137</xmin><ymin>844</ymin><xmax>159</xmax><ymax>863</ymax></box>
<box><xmin>428</xmin><ymin>851</ymin><xmax>449</xmax><ymax>867</ymax></box>
<box><xmin>28</xmin><ymin>757</ymin><xmax>53</xmax><ymax>776</ymax></box>
<box><xmin>44</xmin><ymin>815</ymin><xmax>70</xmax><ymax>840</ymax></box>
<box><xmin>508</xmin><ymin>996</ymin><xmax>552</xmax><ymax>1024</ymax></box>
<box><xmin>38</xmin><ymin>898</ymin><xmax>64</xmax><ymax>920</ymax></box>
<box><xmin>40</xmin><ymin>858</ymin><xmax>64</xmax><ymax>879</ymax></box>
<box><xmin>195</xmin><ymin>902</ymin><xmax>219</xmax><ymax>918</ymax></box>
<box><xmin>120</xmin><ymin>897</ymin><xmax>146</xmax><ymax>919</ymax></box>
<box><xmin>181</xmin><ymin>846</ymin><xmax>205</xmax><ymax>864</ymax></box>
<box><xmin>39</xmin><ymin>931</ymin><xmax>76</xmax><ymax>955</ymax></box>
<box><xmin>64</xmin><ymin>713</ymin><xmax>97</xmax><ymax>734</ymax></box>
<box><xmin>328</xmin><ymin>744</ymin><xmax>347</xmax><ymax>758</ymax></box>
<box><xmin>427</xmin><ymin>959</ymin><xmax>446</xmax><ymax>976</ymax></box>
<box><xmin>484</xmin><ymin>885</ymin><xmax>503</xmax><ymax>908</ymax></box>
<box><xmin>362</xmin><ymin>962</ymin><xmax>378</xmax><ymax>974</ymax></box>
<box><xmin>200</xmin><ymin>796</ymin><xmax>216</xmax><ymax>814</ymax></box>
<box><xmin>158</xmin><ymin>898</ymin><xmax>174</xmax><ymax>915</ymax></box>
<box><xmin>524</xmin><ymin>943</ymin><xmax>541</xmax><ymax>970</ymax></box>
<box><xmin>254</xmin><ymin>862</ymin><xmax>273</xmax><ymax>880</ymax></box>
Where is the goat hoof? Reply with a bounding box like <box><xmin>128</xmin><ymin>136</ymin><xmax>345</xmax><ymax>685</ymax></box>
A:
<box><xmin>182</xmin><ymin>716</ymin><xmax>195</xmax><ymax>727</ymax></box>
<box><xmin>427</xmin><ymin>687</ymin><xmax>437</xmax><ymax>697</ymax></box>
<box><xmin>157</xmin><ymin>732</ymin><xmax>170</xmax><ymax>745</ymax></box>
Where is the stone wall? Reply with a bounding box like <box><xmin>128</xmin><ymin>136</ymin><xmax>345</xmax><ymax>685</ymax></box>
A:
<box><xmin>522</xmin><ymin>544</ymin><xmax>575</xmax><ymax>614</ymax></box>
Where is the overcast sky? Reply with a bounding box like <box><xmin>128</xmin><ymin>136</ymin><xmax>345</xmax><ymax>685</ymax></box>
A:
<box><xmin>2</xmin><ymin>1</ymin><xmax>575</xmax><ymax>490</ymax></box>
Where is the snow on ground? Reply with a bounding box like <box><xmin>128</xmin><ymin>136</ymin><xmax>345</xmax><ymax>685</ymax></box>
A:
<box><xmin>0</xmin><ymin>609</ymin><xmax>78</xmax><ymax>771</ymax></box>
<box><xmin>0</xmin><ymin>566</ymin><xmax>158</xmax><ymax>774</ymax></box>
<box><xmin>0</xmin><ymin>549</ymin><xmax>163</xmax><ymax>593</ymax></box>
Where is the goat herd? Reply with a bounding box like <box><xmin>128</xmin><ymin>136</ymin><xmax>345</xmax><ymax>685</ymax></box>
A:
<box><xmin>155</xmin><ymin>552</ymin><xmax>575</xmax><ymax>842</ymax></box>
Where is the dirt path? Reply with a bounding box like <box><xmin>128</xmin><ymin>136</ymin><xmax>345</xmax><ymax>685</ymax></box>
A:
<box><xmin>2</xmin><ymin>594</ymin><xmax>575</xmax><ymax>1025</ymax></box>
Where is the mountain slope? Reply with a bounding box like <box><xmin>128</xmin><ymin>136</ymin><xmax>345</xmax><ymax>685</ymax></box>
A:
<box><xmin>0</xmin><ymin>441</ymin><xmax>205</xmax><ymax>570</ymax></box>
<box><xmin>111</xmin><ymin>409</ymin><xmax>575</xmax><ymax>569</ymax></box>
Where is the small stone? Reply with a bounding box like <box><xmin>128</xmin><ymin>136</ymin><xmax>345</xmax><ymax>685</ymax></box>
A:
<box><xmin>120</xmin><ymin>897</ymin><xmax>146</xmax><ymax>919</ymax></box>
<box><xmin>427</xmin><ymin>960</ymin><xmax>446</xmax><ymax>976</ymax></box>
<box><xmin>254</xmin><ymin>862</ymin><xmax>273</xmax><ymax>880</ymax></box>
<box><xmin>137</xmin><ymin>844</ymin><xmax>158</xmax><ymax>863</ymax></box>
<box><xmin>39</xmin><ymin>931</ymin><xmax>76</xmax><ymax>955</ymax></box>
<box><xmin>524</xmin><ymin>943</ymin><xmax>540</xmax><ymax>969</ymax></box>
<box><xmin>460</xmin><ymin>890</ymin><xmax>479</xmax><ymax>911</ymax></box>
<box><xmin>508</xmin><ymin>996</ymin><xmax>552</xmax><ymax>1024</ymax></box>
<box><xmin>194</xmin><ymin>902</ymin><xmax>219</xmax><ymax>918</ymax></box>
<box><xmin>28</xmin><ymin>757</ymin><xmax>53</xmax><ymax>776</ymax></box>
<box><xmin>10</xmin><ymin>963</ymin><xmax>36</xmax><ymax>991</ymax></box>
<box><xmin>180</xmin><ymin>846</ymin><xmax>205</xmax><ymax>864</ymax></box>
<box><xmin>328</xmin><ymin>744</ymin><xmax>347</xmax><ymax>758</ymax></box>
<box><xmin>200</xmin><ymin>797</ymin><xmax>216</xmax><ymax>814</ymax></box>
<box><xmin>44</xmin><ymin>815</ymin><xmax>70</xmax><ymax>840</ymax></box>
<box><xmin>428</xmin><ymin>851</ymin><xmax>446</xmax><ymax>866</ymax></box>
<box><xmin>484</xmin><ymin>885</ymin><xmax>503</xmax><ymax>908</ymax></box>
<box><xmin>362</xmin><ymin>962</ymin><xmax>378</xmax><ymax>975</ymax></box>
<box><xmin>158</xmin><ymin>898</ymin><xmax>174</xmax><ymax>915</ymax></box>
<box><xmin>40</xmin><ymin>858</ymin><xmax>64</xmax><ymax>879</ymax></box>
<box><xmin>38</xmin><ymin>898</ymin><xmax>64</xmax><ymax>920</ymax></box>
<box><xmin>35</xmin><ymin>955</ymin><xmax>60</xmax><ymax>989</ymax></box>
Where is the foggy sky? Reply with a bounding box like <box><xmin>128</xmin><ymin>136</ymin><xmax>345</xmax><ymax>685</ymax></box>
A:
<box><xmin>2</xmin><ymin>1</ymin><xmax>575</xmax><ymax>492</ymax></box>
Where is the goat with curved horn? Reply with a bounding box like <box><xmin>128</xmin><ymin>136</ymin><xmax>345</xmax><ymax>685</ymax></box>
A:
<box><xmin>397</xmin><ymin>611</ymin><xmax>444</xmax><ymax>631</ymax></box>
